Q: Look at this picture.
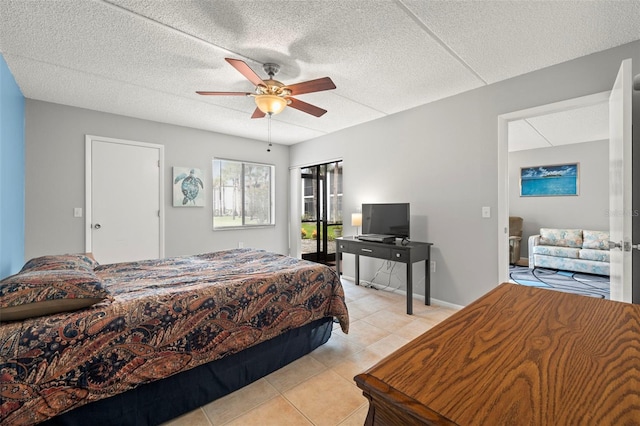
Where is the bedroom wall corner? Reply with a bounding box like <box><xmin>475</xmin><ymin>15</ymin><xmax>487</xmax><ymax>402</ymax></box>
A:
<box><xmin>0</xmin><ymin>54</ymin><xmax>25</xmax><ymax>278</ymax></box>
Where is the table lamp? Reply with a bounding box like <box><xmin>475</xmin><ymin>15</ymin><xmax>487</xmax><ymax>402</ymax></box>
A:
<box><xmin>351</xmin><ymin>213</ymin><xmax>362</xmax><ymax>236</ymax></box>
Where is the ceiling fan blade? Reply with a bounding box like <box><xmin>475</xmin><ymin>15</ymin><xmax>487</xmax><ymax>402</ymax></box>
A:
<box><xmin>196</xmin><ymin>91</ymin><xmax>251</xmax><ymax>96</ymax></box>
<box><xmin>287</xmin><ymin>97</ymin><xmax>327</xmax><ymax>117</ymax></box>
<box><xmin>225</xmin><ymin>58</ymin><xmax>265</xmax><ymax>87</ymax></box>
<box><xmin>286</xmin><ymin>77</ymin><xmax>336</xmax><ymax>96</ymax></box>
<box><xmin>251</xmin><ymin>108</ymin><xmax>266</xmax><ymax>119</ymax></box>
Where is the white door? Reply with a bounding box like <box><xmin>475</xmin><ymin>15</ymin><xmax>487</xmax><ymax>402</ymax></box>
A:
<box><xmin>609</xmin><ymin>59</ymin><xmax>633</xmax><ymax>302</ymax></box>
<box><xmin>86</xmin><ymin>136</ymin><xmax>164</xmax><ymax>264</ymax></box>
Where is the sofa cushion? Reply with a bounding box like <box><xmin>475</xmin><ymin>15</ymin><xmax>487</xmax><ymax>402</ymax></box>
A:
<box><xmin>533</xmin><ymin>245</ymin><xmax>580</xmax><ymax>259</ymax></box>
<box><xmin>582</xmin><ymin>230</ymin><xmax>610</xmax><ymax>250</ymax></box>
<box><xmin>579</xmin><ymin>249</ymin><xmax>610</xmax><ymax>263</ymax></box>
<box><xmin>539</xmin><ymin>228</ymin><xmax>583</xmax><ymax>248</ymax></box>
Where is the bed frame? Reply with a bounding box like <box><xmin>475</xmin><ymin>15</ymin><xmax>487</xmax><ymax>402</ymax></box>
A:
<box><xmin>41</xmin><ymin>317</ymin><xmax>333</xmax><ymax>425</ymax></box>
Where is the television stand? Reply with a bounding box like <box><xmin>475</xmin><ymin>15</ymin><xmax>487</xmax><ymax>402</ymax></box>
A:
<box><xmin>336</xmin><ymin>236</ymin><xmax>433</xmax><ymax>314</ymax></box>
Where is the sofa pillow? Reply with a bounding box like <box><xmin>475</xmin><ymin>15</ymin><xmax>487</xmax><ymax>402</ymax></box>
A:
<box><xmin>0</xmin><ymin>269</ymin><xmax>110</xmax><ymax>322</ymax></box>
<box><xmin>582</xmin><ymin>230</ymin><xmax>610</xmax><ymax>250</ymax></box>
<box><xmin>20</xmin><ymin>254</ymin><xmax>98</xmax><ymax>273</ymax></box>
<box><xmin>539</xmin><ymin>228</ymin><xmax>583</xmax><ymax>248</ymax></box>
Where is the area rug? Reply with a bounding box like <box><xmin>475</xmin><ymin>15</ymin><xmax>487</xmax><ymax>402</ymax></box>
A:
<box><xmin>509</xmin><ymin>265</ymin><xmax>609</xmax><ymax>299</ymax></box>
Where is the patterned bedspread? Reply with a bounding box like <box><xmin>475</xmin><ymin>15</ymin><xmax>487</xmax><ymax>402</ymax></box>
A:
<box><xmin>0</xmin><ymin>249</ymin><xmax>349</xmax><ymax>425</ymax></box>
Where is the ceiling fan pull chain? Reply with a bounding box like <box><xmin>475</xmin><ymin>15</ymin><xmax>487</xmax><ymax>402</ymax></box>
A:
<box><xmin>267</xmin><ymin>113</ymin><xmax>272</xmax><ymax>152</ymax></box>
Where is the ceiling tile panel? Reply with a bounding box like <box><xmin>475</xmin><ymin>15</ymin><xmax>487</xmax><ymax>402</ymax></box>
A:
<box><xmin>403</xmin><ymin>0</ymin><xmax>640</xmax><ymax>83</ymax></box>
<box><xmin>508</xmin><ymin>119</ymin><xmax>551</xmax><ymax>152</ymax></box>
<box><xmin>527</xmin><ymin>102</ymin><xmax>609</xmax><ymax>145</ymax></box>
<box><xmin>111</xmin><ymin>0</ymin><xmax>484</xmax><ymax>114</ymax></box>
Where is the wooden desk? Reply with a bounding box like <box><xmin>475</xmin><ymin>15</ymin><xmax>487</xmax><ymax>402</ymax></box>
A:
<box><xmin>335</xmin><ymin>237</ymin><xmax>432</xmax><ymax>314</ymax></box>
<box><xmin>355</xmin><ymin>283</ymin><xmax>640</xmax><ymax>425</ymax></box>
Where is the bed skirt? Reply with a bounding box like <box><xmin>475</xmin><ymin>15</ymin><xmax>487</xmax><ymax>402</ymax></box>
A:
<box><xmin>41</xmin><ymin>317</ymin><xmax>334</xmax><ymax>426</ymax></box>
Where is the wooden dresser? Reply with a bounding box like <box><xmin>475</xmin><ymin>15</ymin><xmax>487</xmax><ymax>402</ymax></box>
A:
<box><xmin>354</xmin><ymin>283</ymin><xmax>640</xmax><ymax>425</ymax></box>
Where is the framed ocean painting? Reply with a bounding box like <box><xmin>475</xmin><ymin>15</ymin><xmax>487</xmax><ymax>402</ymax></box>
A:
<box><xmin>520</xmin><ymin>163</ymin><xmax>579</xmax><ymax>197</ymax></box>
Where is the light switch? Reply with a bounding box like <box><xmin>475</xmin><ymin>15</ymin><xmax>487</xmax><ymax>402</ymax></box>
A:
<box><xmin>482</xmin><ymin>206</ymin><xmax>491</xmax><ymax>218</ymax></box>
<box><xmin>73</xmin><ymin>207</ymin><xmax>83</xmax><ymax>218</ymax></box>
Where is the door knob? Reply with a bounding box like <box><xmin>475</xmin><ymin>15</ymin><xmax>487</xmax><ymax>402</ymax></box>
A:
<box><xmin>609</xmin><ymin>240</ymin><xmax>640</xmax><ymax>251</ymax></box>
<box><xmin>94</xmin><ymin>223</ymin><xmax>102</xmax><ymax>229</ymax></box>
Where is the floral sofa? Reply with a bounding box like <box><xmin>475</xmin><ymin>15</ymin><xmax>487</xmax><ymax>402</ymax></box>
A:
<box><xmin>528</xmin><ymin>228</ymin><xmax>610</xmax><ymax>276</ymax></box>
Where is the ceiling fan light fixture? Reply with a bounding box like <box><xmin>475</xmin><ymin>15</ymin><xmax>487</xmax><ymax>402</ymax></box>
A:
<box><xmin>255</xmin><ymin>94</ymin><xmax>287</xmax><ymax>115</ymax></box>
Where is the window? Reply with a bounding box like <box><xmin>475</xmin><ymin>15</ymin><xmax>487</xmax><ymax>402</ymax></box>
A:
<box><xmin>212</xmin><ymin>158</ymin><xmax>275</xmax><ymax>229</ymax></box>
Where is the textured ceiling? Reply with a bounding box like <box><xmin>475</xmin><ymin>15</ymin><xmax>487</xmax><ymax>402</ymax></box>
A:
<box><xmin>508</xmin><ymin>101</ymin><xmax>609</xmax><ymax>152</ymax></box>
<box><xmin>1</xmin><ymin>0</ymin><xmax>638</xmax><ymax>147</ymax></box>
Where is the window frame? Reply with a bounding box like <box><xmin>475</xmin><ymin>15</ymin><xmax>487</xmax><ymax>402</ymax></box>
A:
<box><xmin>212</xmin><ymin>158</ymin><xmax>275</xmax><ymax>230</ymax></box>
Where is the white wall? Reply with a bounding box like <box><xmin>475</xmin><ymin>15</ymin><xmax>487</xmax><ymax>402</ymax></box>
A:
<box><xmin>25</xmin><ymin>100</ymin><xmax>290</xmax><ymax>261</ymax></box>
<box><xmin>509</xmin><ymin>140</ymin><xmax>609</xmax><ymax>259</ymax></box>
<box><xmin>291</xmin><ymin>40</ymin><xmax>640</xmax><ymax>306</ymax></box>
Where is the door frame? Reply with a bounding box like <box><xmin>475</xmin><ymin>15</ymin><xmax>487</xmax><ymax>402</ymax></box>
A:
<box><xmin>85</xmin><ymin>135</ymin><xmax>165</xmax><ymax>257</ymax></box>
<box><xmin>497</xmin><ymin>91</ymin><xmax>610</xmax><ymax>283</ymax></box>
<box><xmin>608</xmin><ymin>59</ymin><xmax>633</xmax><ymax>302</ymax></box>
<box><xmin>300</xmin><ymin>160</ymin><xmax>343</xmax><ymax>265</ymax></box>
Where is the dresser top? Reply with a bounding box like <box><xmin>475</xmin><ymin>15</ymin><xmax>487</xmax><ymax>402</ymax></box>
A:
<box><xmin>355</xmin><ymin>283</ymin><xmax>640</xmax><ymax>425</ymax></box>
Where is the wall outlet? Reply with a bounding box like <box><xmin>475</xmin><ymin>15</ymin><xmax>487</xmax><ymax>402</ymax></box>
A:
<box><xmin>73</xmin><ymin>207</ymin><xmax>83</xmax><ymax>218</ymax></box>
<box><xmin>238</xmin><ymin>242</ymin><xmax>244</xmax><ymax>248</ymax></box>
<box><xmin>482</xmin><ymin>206</ymin><xmax>491</xmax><ymax>218</ymax></box>
<box><xmin>430</xmin><ymin>261</ymin><xmax>436</xmax><ymax>273</ymax></box>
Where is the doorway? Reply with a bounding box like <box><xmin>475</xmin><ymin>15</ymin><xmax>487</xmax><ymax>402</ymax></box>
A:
<box><xmin>499</xmin><ymin>60</ymin><xmax>635</xmax><ymax>303</ymax></box>
<box><xmin>300</xmin><ymin>161</ymin><xmax>343</xmax><ymax>265</ymax></box>
<box><xmin>497</xmin><ymin>92</ymin><xmax>610</xmax><ymax>283</ymax></box>
<box><xmin>85</xmin><ymin>135</ymin><xmax>165</xmax><ymax>264</ymax></box>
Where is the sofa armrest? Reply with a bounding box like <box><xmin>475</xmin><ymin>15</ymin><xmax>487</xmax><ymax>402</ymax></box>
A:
<box><xmin>528</xmin><ymin>235</ymin><xmax>540</xmax><ymax>269</ymax></box>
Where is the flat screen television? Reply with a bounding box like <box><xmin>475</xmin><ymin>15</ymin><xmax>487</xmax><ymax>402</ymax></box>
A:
<box><xmin>361</xmin><ymin>203</ymin><xmax>410</xmax><ymax>239</ymax></box>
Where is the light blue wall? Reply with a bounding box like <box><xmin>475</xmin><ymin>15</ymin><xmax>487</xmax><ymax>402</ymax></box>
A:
<box><xmin>0</xmin><ymin>54</ymin><xmax>25</xmax><ymax>278</ymax></box>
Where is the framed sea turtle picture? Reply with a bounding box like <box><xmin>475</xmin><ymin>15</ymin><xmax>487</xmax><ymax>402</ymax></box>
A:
<box><xmin>173</xmin><ymin>167</ymin><xmax>204</xmax><ymax>206</ymax></box>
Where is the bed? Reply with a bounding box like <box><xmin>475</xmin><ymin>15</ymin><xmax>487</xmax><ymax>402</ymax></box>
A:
<box><xmin>0</xmin><ymin>248</ymin><xmax>349</xmax><ymax>425</ymax></box>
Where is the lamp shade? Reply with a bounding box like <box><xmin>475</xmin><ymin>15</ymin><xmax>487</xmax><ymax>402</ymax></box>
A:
<box><xmin>255</xmin><ymin>95</ymin><xmax>287</xmax><ymax>115</ymax></box>
<box><xmin>351</xmin><ymin>213</ymin><xmax>362</xmax><ymax>227</ymax></box>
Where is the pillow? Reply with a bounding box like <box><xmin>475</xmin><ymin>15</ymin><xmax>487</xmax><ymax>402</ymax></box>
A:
<box><xmin>583</xmin><ymin>230</ymin><xmax>610</xmax><ymax>250</ymax></box>
<box><xmin>0</xmin><ymin>269</ymin><xmax>110</xmax><ymax>322</ymax></box>
<box><xmin>20</xmin><ymin>254</ymin><xmax>99</xmax><ymax>273</ymax></box>
<box><xmin>539</xmin><ymin>228</ymin><xmax>583</xmax><ymax>248</ymax></box>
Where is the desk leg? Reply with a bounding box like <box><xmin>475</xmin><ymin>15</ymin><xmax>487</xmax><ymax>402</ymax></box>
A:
<box><xmin>425</xmin><ymin>259</ymin><xmax>431</xmax><ymax>306</ymax></box>
<box><xmin>355</xmin><ymin>254</ymin><xmax>360</xmax><ymax>286</ymax></box>
<box><xmin>336</xmin><ymin>250</ymin><xmax>342</xmax><ymax>276</ymax></box>
<box><xmin>407</xmin><ymin>262</ymin><xmax>413</xmax><ymax>315</ymax></box>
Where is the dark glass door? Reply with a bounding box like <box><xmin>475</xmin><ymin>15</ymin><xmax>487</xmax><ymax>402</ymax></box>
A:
<box><xmin>301</xmin><ymin>161</ymin><xmax>342</xmax><ymax>265</ymax></box>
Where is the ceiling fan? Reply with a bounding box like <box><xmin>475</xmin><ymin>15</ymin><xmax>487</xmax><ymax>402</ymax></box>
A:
<box><xmin>197</xmin><ymin>58</ymin><xmax>336</xmax><ymax>119</ymax></box>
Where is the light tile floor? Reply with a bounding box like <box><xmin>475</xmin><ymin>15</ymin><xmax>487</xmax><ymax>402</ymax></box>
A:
<box><xmin>163</xmin><ymin>279</ymin><xmax>459</xmax><ymax>426</ymax></box>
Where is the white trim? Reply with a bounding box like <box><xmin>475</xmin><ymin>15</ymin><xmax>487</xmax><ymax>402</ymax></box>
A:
<box><xmin>85</xmin><ymin>137</ymin><xmax>93</xmax><ymax>252</ymax></box>
<box><xmin>429</xmin><ymin>298</ymin><xmax>465</xmax><ymax>311</ymax></box>
<box><xmin>290</xmin><ymin>157</ymin><xmax>343</xmax><ymax>170</ymax></box>
<box><xmin>497</xmin><ymin>91</ymin><xmax>610</xmax><ymax>283</ymax></box>
<box><xmin>289</xmin><ymin>167</ymin><xmax>302</xmax><ymax>258</ymax></box>
<box><xmin>85</xmin><ymin>135</ymin><xmax>165</xmax><ymax>258</ymax></box>
<box><xmin>341</xmin><ymin>275</ymin><xmax>465</xmax><ymax>310</ymax></box>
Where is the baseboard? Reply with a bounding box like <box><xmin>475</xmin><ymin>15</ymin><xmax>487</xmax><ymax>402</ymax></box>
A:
<box><xmin>340</xmin><ymin>275</ymin><xmax>465</xmax><ymax>310</ymax></box>
<box><xmin>429</xmin><ymin>298</ymin><xmax>465</xmax><ymax>310</ymax></box>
